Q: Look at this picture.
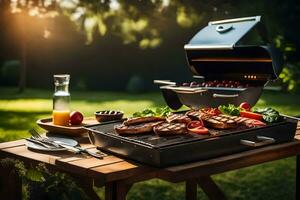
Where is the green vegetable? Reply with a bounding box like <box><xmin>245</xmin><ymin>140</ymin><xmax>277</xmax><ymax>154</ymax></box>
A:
<box><xmin>218</xmin><ymin>104</ymin><xmax>240</xmax><ymax>116</ymax></box>
<box><xmin>133</xmin><ymin>106</ymin><xmax>171</xmax><ymax>117</ymax></box>
<box><xmin>253</xmin><ymin>107</ymin><xmax>282</xmax><ymax>123</ymax></box>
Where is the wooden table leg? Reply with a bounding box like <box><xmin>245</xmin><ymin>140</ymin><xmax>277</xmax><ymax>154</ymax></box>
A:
<box><xmin>105</xmin><ymin>181</ymin><xmax>132</xmax><ymax>200</ymax></box>
<box><xmin>116</xmin><ymin>182</ymin><xmax>132</xmax><ymax>200</ymax></box>
<box><xmin>0</xmin><ymin>162</ymin><xmax>22</xmax><ymax>200</ymax></box>
<box><xmin>197</xmin><ymin>176</ymin><xmax>226</xmax><ymax>200</ymax></box>
<box><xmin>105</xmin><ymin>182</ymin><xmax>117</xmax><ymax>200</ymax></box>
<box><xmin>186</xmin><ymin>179</ymin><xmax>197</xmax><ymax>200</ymax></box>
<box><xmin>296</xmin><ymin>155</ymin><xmax>300</xmax><ymax>200</ymax></box>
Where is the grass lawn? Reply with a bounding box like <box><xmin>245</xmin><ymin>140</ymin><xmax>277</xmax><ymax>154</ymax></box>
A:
<box><xmin>0</xmin><ymin>87</ymin><xmax>299</xmax><ymax>199</ymax></box>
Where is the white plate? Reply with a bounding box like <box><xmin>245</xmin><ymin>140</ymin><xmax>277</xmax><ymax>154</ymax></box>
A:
<box><xmin>26</xmin><ymin>136</ymin><xmax>78</xmax><ymax>152</ymax></box>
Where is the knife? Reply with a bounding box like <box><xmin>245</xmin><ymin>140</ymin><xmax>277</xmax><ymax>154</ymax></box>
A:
<box><xmin>24</xmin><ymin>138</ymin><xmax>58</xmax><ymax>149</ymax></box>
<box><xmin>52</xmin><ymin>140</ymin><xmax>105</xmax><ymax>158</ymax></box>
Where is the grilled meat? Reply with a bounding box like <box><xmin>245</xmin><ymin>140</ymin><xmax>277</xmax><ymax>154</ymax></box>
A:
<box><xmin>201</xmin><ymin>114</ymin><xmax>237</xmax><ymax>129</ymax></box>
<box><xmin>123</xmin><ymin>116</ymin><xmax>165</xmax><ymax>126</ymax></box>
<box><xmin>153</xmin><ymin>122</ymin><xmax>187</xmax><ymax>136</ymax></box>
<box><xmin>186</xmin><ymin>110</ymin><xmax>202</xmax><ymax>120</ymax></box>
<box><xmin>219</xmin><ymin>114</ymin><xmax>266</xmax><ymax>128</ymax></box>
<box><xmin>167</xmin><ymin>113</ymin><xmax>191</xmax><ymax>124</ymax></box>
<box><xmin>115</xmin><ymin>121</ymin><xmax>164</xmax><ymax>135</ymax></box>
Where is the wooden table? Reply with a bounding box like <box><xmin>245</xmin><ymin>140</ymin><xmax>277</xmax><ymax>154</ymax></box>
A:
<box><xmin>1</xmin><ymin>122</ymin><xmax>300</xmax><ymax>200</ymax></box>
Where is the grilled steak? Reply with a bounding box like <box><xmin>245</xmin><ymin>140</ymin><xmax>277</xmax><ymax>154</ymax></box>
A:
<box><xmin>123</xmin><ymin>116</ymin><xmax>165</xmax><ymax>126</ymax></box>
<box><xmin>219</xmin><ymin>114</ymin><xmax>266</xmax><ymax>128</ymax></box>
<box><xmin>115</xmin><ymin>121</ymin><xmax>163</xmax><ymax>135</ymax></box>
<box><xmin>167</xmin><ymin>113</ymin><xmax>191</xmax><ymax>124</ymax></box>
<box><xmin>186</xmin><ymin>110</ymin><xmax>202</xmax><ymax>120</ymax></box>
<box><xmin>153</xmin><ymin>122</ymin><xmax>187</xmax><ymax>136</ymax></box>
<box><xmin>201</xmin><ymin>114</ymin><xmax>237</xmax><ymax>129</ymax></box>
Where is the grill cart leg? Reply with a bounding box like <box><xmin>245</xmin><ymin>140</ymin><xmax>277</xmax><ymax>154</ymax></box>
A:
<box><xmin>197</xmin><ymin>176</ymin><xmax>227</xmax><ymax>200</ymax></box>
<box><xmin>186</xmin><ymin>179</ymin><xmax>197</xmax><ymax>200</ymax></box>
<box><xmin>297</xmin><ymin>155</ymin><xmax>300</xmax><ymax>200</ymax></box>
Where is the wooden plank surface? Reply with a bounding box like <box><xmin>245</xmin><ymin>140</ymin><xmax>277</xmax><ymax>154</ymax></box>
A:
<box><xmin>55</xmin><ymin>155</ymin><xmax>124</xmax><ymax>175</ymax></box>
<box><xmin>89</xmin><ymin>161</ymin><xmax>154</xmax><ymax>182</ymax></box>
<box><xmin>0</xmin><ymin>139</ymin><xmax>26</xmax><ymax>150</ymax></box>
<box><xmin>162</xmin><ymin>139</ymin><xmax>300</xmax><ymax>182</ymax></box>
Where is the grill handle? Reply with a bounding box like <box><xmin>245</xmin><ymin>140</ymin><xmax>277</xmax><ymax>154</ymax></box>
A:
<box><xmin>213</xmin><ymin>93</ymin><xmax>239</xmax><ymax>98</ymax></box>
<box><xmin>240</xmin><ymin>136</ymin><xmax>275</xmax><ymax>147</ymax></box>
<box><xmin>153</xmin><ymin>80</ymin><xmax>176</xmax><ymax>85</ymax></box>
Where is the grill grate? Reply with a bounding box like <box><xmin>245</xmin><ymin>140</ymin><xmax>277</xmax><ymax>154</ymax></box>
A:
<box><xmin>87</xmin><ymin>120</ymin><xmax>273</xmax><ymax>149</ymax></box>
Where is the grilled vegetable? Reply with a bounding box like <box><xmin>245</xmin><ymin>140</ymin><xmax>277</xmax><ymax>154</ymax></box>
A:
<box><xmin>218</xmin><ymin>104</ymin><xmax>240</xmax><ymax>116</ymax></box>
<box><xmin>187</xmin><ymin>120</ymin><xmax>204</xmax><ymax>128</ymax></box>
<box><xmin>188</xmin><ymin>126</ymin><xmax>209</xmax><ymax>134</ymax></box>
<box><xmin>187</xmin><ymin>120</ymin><xmax>209</xmax><ymax>134</ymax></box>
<box><xmin>253</xmin><ymin>107</ymin><xmax>282</xmax><ymax>123</ymax></box>
<box><xmin>240</xmin><ymin>111</ymin><xmax>263</xmax><ymax>121</ymax></box>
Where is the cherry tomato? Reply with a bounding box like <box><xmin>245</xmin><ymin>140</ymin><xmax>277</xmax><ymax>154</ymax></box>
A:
<box><xmin>239</xmin><ymin>102</ymin><xmax>251</xmax><ymax>111</ymax></box>
<box><xmin>240</xmin><ymin>111</ymin><xmax>263</xmax><ymax>121</ymax></box>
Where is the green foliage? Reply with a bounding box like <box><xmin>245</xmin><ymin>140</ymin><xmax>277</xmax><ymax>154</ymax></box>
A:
<box><xmin>26</xmin><ymin>168</ymin><xmax>45</xmax><ymax>182</ymax></box>
<box><xmin>0</xmin><ymin>158</ymin><xmax>91</xmax><ymax>200</ymax></box>
<box><xmin>279</xmin><ymin>63</ymin><xmax>300</xmax><ymax>92</ymax></box>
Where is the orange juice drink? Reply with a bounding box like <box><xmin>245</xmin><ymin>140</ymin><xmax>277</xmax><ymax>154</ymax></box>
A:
<box><xmin>53</xmin><ymin>110</ymin><xmax>70</xmax><ymax>126</ymax></box>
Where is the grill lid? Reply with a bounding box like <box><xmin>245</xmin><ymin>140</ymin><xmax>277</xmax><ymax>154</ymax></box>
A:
<box><xmin>184</xmin><ymin>16</ymin><xmax>283</xmax><ymax>83</ymax></box>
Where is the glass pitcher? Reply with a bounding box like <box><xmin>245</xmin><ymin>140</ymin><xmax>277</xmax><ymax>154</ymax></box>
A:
<box><xmin>53</xmin><ymin>74</ymin><xmax>70</xmax><ymax>126</ymax></box>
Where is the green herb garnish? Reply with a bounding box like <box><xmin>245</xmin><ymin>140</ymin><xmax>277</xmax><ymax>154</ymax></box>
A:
<box><xmin>218</xmin><ymin>104</ymin><xmax>240</xmax><ymax>116</ymax></box>
<box><xmin>253</xmin><ymin>107</ymin><xmax>282</xmax><ymax>123</ymax></box>
<box><xmin>133</xmin><ymin>106</ymin><xmax>171</xmax><ymax>117</ymax></box>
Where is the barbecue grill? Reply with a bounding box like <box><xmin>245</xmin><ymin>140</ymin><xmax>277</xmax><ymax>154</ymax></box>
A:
<box><xmin>85</xmin><ymin>16</ymin><xmax>297</xmax><ymax>168</ymax></box>
<box><xmin>156</xmin><ymin>16</ymin><xmax>283</xmax><ymax>110</ymax></box>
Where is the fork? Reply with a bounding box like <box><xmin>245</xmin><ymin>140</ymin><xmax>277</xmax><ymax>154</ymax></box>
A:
<box><xmin>29</xmin><ymin>129</ymin><xmax>106</xmax><ymax>159</ymax></box>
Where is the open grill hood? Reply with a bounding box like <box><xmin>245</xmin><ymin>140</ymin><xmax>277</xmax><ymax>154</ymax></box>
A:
<box><xmin>184</xmin><ymin>16</ymin><xmax>283</xmax><ymax>84</ymax></box>
<box><xmin>157</xmin><ymin>16</ymin><xmax>284</xmax><ymax>110</ymax></box>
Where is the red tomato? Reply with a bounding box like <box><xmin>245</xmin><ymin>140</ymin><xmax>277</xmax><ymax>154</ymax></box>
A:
<box><xmin>188</xmin><ymin>127</ymin><xmax>209</xmax><ymax>135</ymax></box>
<box><xmin>240</xmin><ymin>111</ymin><xmax>263</xmax><ymax>121</ymax></box>
<box><xmin>239</xmin><ymin>102</ymin><xmax>251</xmax><ymax>111</ymax></box>
<box><xmin>70</xmin><ymin>111</ymin><xmax>84</xmax><ymax>125</ymax></box>
<box><xmin>187</xmin><ymin>120</ymin><xmax>204</xmax><ymax>129</ymax></box>
<box><xmin>187</xmin><ymin>120</ymin><xmax>209</xmax><ymax>134</ymax></box>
